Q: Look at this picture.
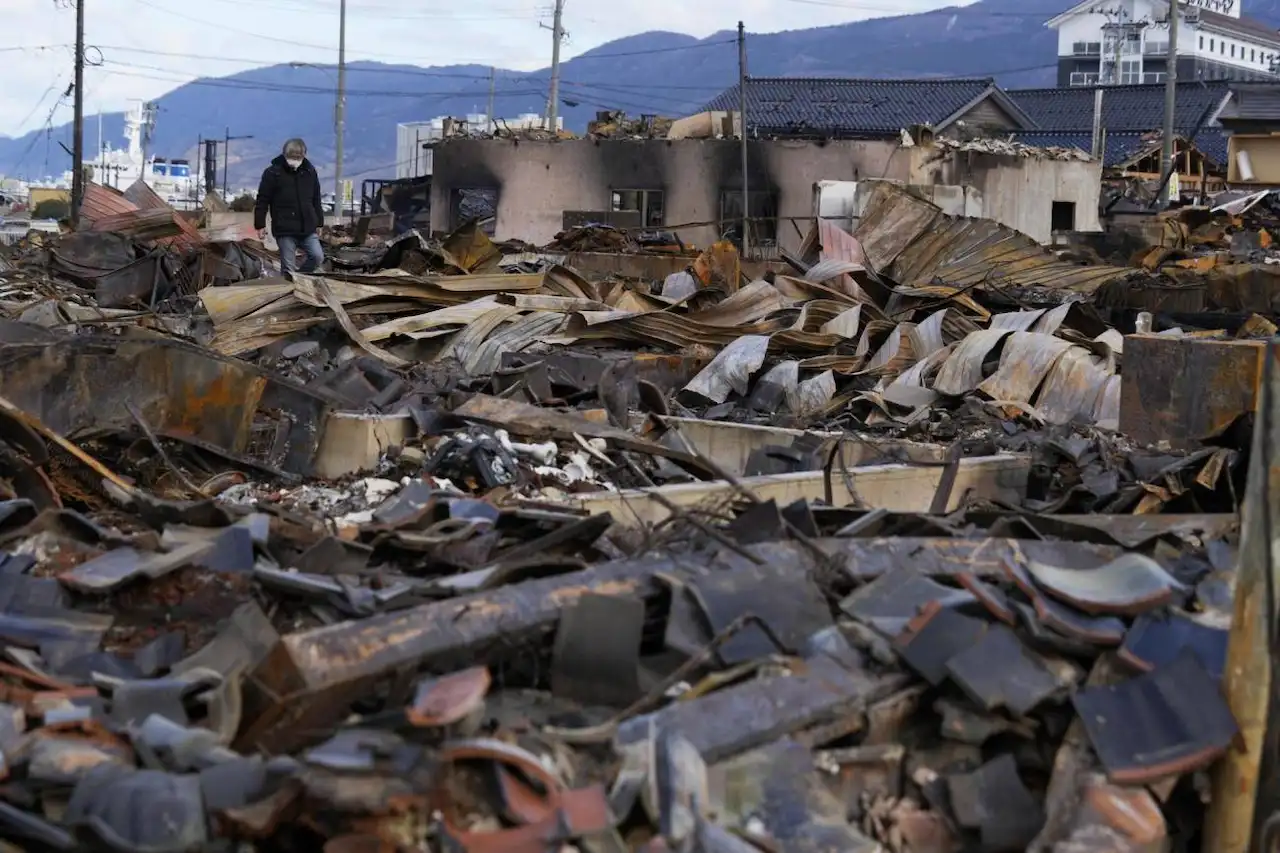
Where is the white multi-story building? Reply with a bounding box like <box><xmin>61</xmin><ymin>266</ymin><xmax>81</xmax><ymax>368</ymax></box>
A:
<box><xmin>1048</xmin><ymin>0</ymin><xmax>1280</xmax><ymax>87</ymax></box>
<box><xmin>394</xmin><ymin>113</ymin><xmax>561</xmax><ymax>179</ymax></box>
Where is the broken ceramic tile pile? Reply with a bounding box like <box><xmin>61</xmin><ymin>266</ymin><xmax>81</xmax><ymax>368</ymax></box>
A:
<box><xmin>0</xmin><ymin>176</ymin><xmax>1268</xmax><ymax>852</ymax></box>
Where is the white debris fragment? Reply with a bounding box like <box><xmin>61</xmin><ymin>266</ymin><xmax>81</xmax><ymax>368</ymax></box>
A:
<box><xmin>495</xmin><ymin>428</ymin><xmax>558</xmax><ymax>466</ymax></box>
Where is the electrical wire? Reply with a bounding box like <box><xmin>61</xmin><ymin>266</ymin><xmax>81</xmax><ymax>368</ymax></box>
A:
<box><xmin>9</xmin><ymin>77</ymin><xmax>63</xmax><ymax>135</ymax></box>
<box><xmin>778</xmin><ymin>0</ymin><xmax>1055</xmax><ymax>17</ymax></box>
<box><xmin>125</xmin><ymin>0</ymin><xmax>547</xmax><ymax>64</ymax></box>
<box><xmin>102</xmin><ymin>62</ymin><xmax>547</xmax><ymax>99</ymax></box>
<box><xmin>91</xmin><ymin>45</ymin><xmax>733</xmax><ymax>91</ymax></box>
<box><xmin>12</xmin><ymin>85</ymin><xmax>72</xmax><ymax>175</ymax></box>
<box><xmin>143</xmin><ymin>0</ymin><xmax>542</xmax><ymax>15</ymax></box>
<box><xmin>572</xmin><ymin>38</ymin><xmax>736</xmax><ymax>59</ymax></box>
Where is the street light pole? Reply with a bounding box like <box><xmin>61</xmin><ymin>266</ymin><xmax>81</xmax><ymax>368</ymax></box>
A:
<box><xmin>334</xmin><ymin>0</ymin><xmax>347</xmax><ymax>218</ymax></box>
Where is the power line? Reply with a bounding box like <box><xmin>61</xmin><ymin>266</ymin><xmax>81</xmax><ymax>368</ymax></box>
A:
<box><xmin>188</xmin><ymin>0</ymin><xmax>543</xmax><ymax>21</ymax></box>
<box><xmin>100</xmin><ymin>61</ymin><xmax>546</xmax><ymax>98</ymax></box>
<box><xmin>572</xmin><ymin>38</ymin><xmax>737</xmax><ymax>59</ymax></box>
<box><xmin>0</xmin><ymin>45</ymin><xmax>73</xmax><ymax>53</ymax></box>
<box><xmin>147</xmin><ymin>0</ymin><xmax>542</xmax><ymax>15</ymax></box>
<box><xmin>560</xmin><ymin>79</ymin><xmax>711</xmax><ymax>107</ymax></box>
<box><xmin>12</xmin><ymin>83</ymin><xmax>73</xmax><ymax>176</ymax></box>
<box><xmin>10</xmin><ymin>77</ymin><xmax>63</xmax><ymax>135</ymax></box>
<box><xmin>778</xmin><ymin>0</ymin><xmax>1056</xmax><ymax>18</ymax></box>
<box><xmin>125</xmin><ymin>0</ymin><xmax>547</xmax><ymax>64</ymax></box>
<box><xmin>94</xmin><ymin>44</ymin><xmax>736</xmax><ymax>92</ymax></box>
<box><xmin>95</xmin><ymin>46</ymin><xmax>497</xmax><ymax>79</ymax></box>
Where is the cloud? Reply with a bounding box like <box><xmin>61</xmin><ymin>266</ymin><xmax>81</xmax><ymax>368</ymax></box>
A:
<box><xmin>0</xmin><ymin>0</ymin><xmax>974</xmax><ymax>135</ymax></box>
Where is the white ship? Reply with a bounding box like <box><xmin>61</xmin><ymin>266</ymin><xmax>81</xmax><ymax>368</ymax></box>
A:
<box><xmin>59</xmin><ymin>102</ymin><xmax>200</xmax><ymax>209</ymax></box>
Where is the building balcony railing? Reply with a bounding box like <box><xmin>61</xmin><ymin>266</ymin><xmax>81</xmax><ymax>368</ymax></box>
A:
<box><xmin>1142</xmin><ymin>72</ymin><xmax>1168</xmax><ymax>83</ymax></box>
<box><xmin>1071</xmin><ymin>42</ymin><xmax>1102</xmax><ymax>56</ymax></box>
<box><xmin>1069</xmin><ymin>72</ymin><xmax>1101</xmax><ymax>85</ymax></box>
<box><xmin>1144</xmin><ymin>41</ymin><xmax>1169</xmax><ymax>55</ymax></box>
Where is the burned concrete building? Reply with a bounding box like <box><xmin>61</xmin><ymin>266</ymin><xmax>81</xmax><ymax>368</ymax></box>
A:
<box><xmin>429</xmin><ymin>78</ymin><xmax>1103</xmax><ymax>250</ymax></box>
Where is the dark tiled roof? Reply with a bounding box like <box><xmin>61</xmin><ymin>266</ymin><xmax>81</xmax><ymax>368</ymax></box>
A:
<box><xmin>1011</xmin><ymin>128</ymin><xmax>1229</xmax><ymax>168</ymax></box>
<box><xmin>1006</xmin><ymin>82</ymin><xmax>1231</xmax><ymax>133</ymax></box>
<box><xmin>1199</xmin><ymin>9</ymin><xmax>1280</xmax><ymax>46</ymax></box>
<box><xmin>1218</xmin><ymin>82</ymin><xmax>1280</xmax><ymax>121</ymax></box>
<box><xmin>701</xmin><ymin>77</ymin><xmax>1012</xmax><ymax>137</ymax></box>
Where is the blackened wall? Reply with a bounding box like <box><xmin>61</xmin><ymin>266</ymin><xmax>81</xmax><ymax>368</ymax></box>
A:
<box><xmin>429</xmin><ymin>138</ymin><xmax>903</xmax><ymax>253</ymax></box>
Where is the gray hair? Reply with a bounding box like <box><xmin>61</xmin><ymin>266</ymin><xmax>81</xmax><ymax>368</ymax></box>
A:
<box><xmin>282</xmin><ymin>138</ymin><xmax>307</xmax><ymax>157</ymax></box>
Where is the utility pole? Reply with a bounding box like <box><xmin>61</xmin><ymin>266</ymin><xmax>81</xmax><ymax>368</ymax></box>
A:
<box><xmin>139</xmin><ymin>101</ymin><xmax>157</xmax><ymax>165</ymax></box>
<box><xmin>738</xmin><ymin>20</ymin><xmax>750</xmax><ymax>259</ymax></box>
<box><xmin>543</xmin><ymin>0</ymin><xmax>566</xmax><ymax>130</ymax></box>
<box><xmin>204</xmin><ymin>139</ymin><xmax>219</xmax><ymax>195</ymax></box>
<box><xmin>71</xmin><ymin>0</ymin><xmax>86</xmax><ymax>227</ymax></box>
<box><xmin>222</xmin><ymin>129</ymin><xmax>254</xmax><ymax>199</ymax></box>
<box><xmin>1161</xmin><ymin>1</ymin><xmax>1180</xmax><ymax>206</ymax></box>
<box><xmin>487</xmin><ymin>66</ymin><xmax>496</xmax><ymax>133</ymax></box>
<box><xmin>335</xmin><ymin>0</ymin><xmax>347</xmax><ymax>217</ymax></box>
<box><xmin>1091</xmin><ymin>88</ymin><xmax>1104</xmax><ymax>160</ymax></box>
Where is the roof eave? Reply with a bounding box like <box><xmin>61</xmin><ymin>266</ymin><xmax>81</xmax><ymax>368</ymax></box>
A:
<box><xmin>1045</xmin><ymin>0</ymin><xmax>1105</xmax><ymax>30</ymax></box>
<box><xmin>1197</xmin><ymin>19</ymin><xmax>1280</xmax><ymax>46</ymax></box>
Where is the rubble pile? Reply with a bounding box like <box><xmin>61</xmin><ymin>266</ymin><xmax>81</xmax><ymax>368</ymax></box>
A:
<box><xmin>0</xmin><ymin>177</ymin><xmax>1272</xmax><ymax>851</ymax></box>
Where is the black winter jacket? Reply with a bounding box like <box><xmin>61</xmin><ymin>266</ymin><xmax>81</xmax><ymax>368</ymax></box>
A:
<box><xmin>254</xmin><ymin>155</ymin><xmax>325</xmax><ymax>236</ymax></box>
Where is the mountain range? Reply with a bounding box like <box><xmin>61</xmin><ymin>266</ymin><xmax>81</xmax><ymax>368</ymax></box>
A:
<box><xmin>4</xmin><ymin>0</ymin><xmax>1280</xmax><ymax>190</ymax></box>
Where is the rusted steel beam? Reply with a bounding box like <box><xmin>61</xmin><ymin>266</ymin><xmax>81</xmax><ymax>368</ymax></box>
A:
<box><xmin>0</xmin><ymin>337</ymin><xmax>337</xmax><ymax>476</ymax></box>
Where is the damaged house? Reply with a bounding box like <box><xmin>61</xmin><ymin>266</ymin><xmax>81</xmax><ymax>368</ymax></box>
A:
<box><xmin>429</xmin><ymin>77</ymin><xmax>1104</xmax><ymax>251</ymax></box>
<box><xmin>1009</xmin><ymin>81</ymin><xmax>1233</xmax><ymax>195</ymax></box>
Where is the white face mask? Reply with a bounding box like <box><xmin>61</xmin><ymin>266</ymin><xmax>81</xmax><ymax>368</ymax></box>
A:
<box><xmin>286</xmin><ymin>158</ymin><xmax>303</xmax><ymax>169</ymax></box>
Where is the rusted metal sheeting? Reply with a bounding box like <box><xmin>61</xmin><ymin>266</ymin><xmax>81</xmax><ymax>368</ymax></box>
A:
<box><xmin>854</xmin><ymin>182</ymin><xmax>941</xmax><ymax>272</ymax></box>
<box><xmin>853</xmin><ymin>182</ymin><xmax>1134</xmax><ymax>299</ymax></box>
<box><xmin>0</xmin><ymin>338</ymin><xmax>265</xmax><ymax>453</ymax></box>
<box><xmin>81</xmin><ymin>181</ymin><xmax>204</xmax><ymax>252</ymax></box>
<box><xmin>85</xmin><ymin>209</ymin><xmax>185</xmax><ymax>242</ymax></box>
<box><xmin>78</xmin><ymin>182</ymin><xmax>137</xmax><ymax>227</ymax></box>
<box><xmin>1119</xmin><ymin>334</ymin><xmax>1265</xmax><ymax>450</ymax></box>
<box><xmin>0</xmin><ymin>337</ymin><xmax>333</xmax><ymax>471</ymax></box>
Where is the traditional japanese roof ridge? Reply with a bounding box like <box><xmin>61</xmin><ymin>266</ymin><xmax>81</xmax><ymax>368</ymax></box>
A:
<box><xmin>701</xmin><ymin>76</ymin><xmax>1035</xmax><ymax>137</ymax></box>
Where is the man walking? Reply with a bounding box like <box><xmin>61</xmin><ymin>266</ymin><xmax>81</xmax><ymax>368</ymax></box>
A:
<box><xmin>254</xmin><ymin>138</ymin><xmax>326</xmax><ymax>276</ymax></box>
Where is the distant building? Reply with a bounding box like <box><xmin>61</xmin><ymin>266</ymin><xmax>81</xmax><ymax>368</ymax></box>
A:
<box><xmin>430</xmin><ymin>76</ymin><xmax>1107</xmax><ymax>250</ymax></box>
<box><xmin>1048</xmin><ymin>0</ymin><xmax>1280</xmax><ymax>87</ymax></box>
<box><xmin>395</xmin><ymin>113</ymin><xmax>561</xmax><ymax>179</ymax></box>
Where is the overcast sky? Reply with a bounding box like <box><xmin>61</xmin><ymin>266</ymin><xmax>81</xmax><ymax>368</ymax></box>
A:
<box><xmin>2</xmin><ymin>0</ymin><xmax>977</xmax><ymax>137</ymax></box>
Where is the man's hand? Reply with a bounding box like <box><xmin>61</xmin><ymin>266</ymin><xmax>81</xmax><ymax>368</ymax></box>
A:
<box><xmin>256</xmin><ymin>228</ymin><xmax>267</xmax><ymax>240</ymax></box>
